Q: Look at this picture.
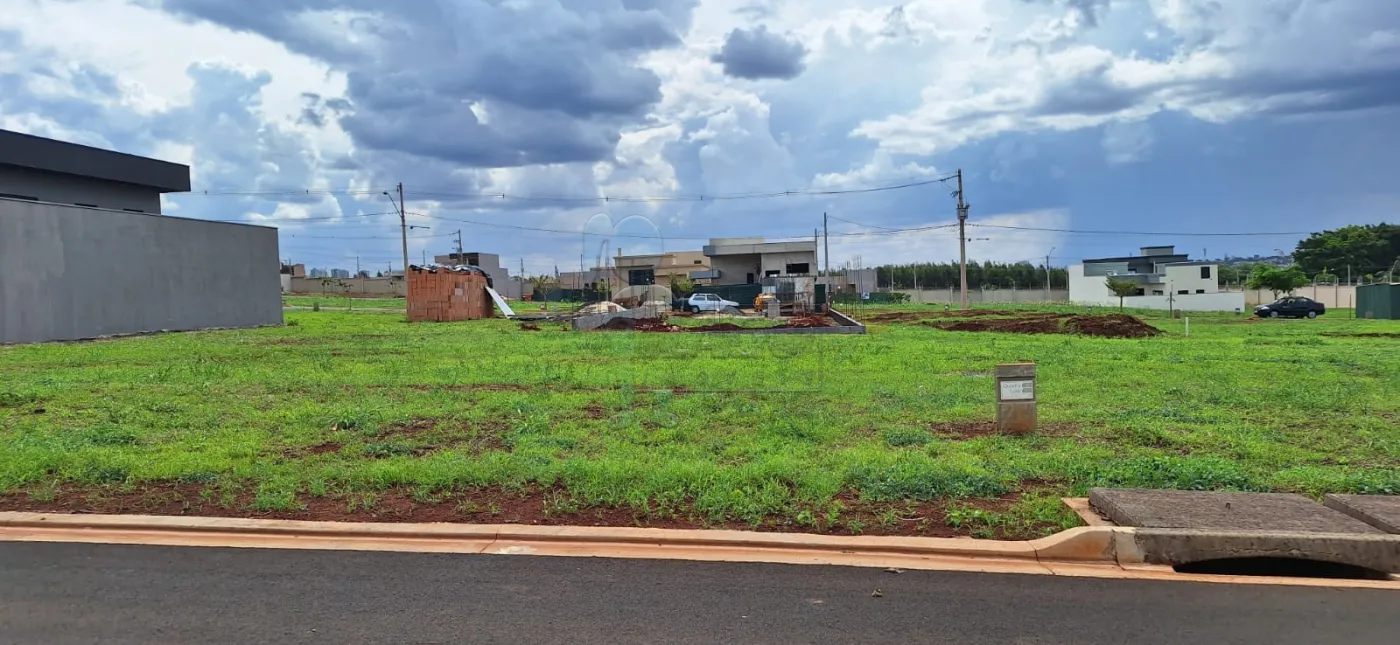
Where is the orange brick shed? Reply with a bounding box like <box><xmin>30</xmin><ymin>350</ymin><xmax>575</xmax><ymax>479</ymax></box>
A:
<box><xmin>406</xmin><ymin>265</ymin><xmax>493</xmax><ymax>322</ymax></box>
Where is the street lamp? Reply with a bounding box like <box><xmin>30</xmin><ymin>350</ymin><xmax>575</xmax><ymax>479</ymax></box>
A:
<box><xmin>384</xmin><ymin>185</ymin><xmax>408</xmax><ymax>276</ymax></box>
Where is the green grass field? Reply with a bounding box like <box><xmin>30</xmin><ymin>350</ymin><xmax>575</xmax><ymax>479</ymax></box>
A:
<box><xmin>283</xmin><ymin>295</ymin><xmax>405</xmax><ymax>309</ymax></box>
<box><xmin>2</xmin><ymin>306</ymin><xmax>1397</xmax><ymax>539</ymax></box>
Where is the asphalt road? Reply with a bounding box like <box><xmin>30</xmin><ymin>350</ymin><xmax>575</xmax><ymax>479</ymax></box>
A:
<box><xmin>2</xmin><ymin>543</ymin><xmax>1396</xmax><ymax>644</ymax></box>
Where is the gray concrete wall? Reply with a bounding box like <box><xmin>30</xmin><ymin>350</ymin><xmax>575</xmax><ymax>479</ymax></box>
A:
<box><xmin>290</xmin><ymin>276</ymin><xmax>405</xmax><ymax>297</ymax></box>
<box><xmin>709</xmin><ymin>255</ymin><xmax>760</xmax><ymax>285</ymax></box>
<box><xmin>1227</xmin><ymin>285</ymin><xmax>1359</xmax><ymax>309</ymax></box>
<box><xmin>0</xmin><ymin>166</ymin><xmax>162</xmax><ymax>213</ymax></box>
<box><xmin>1</xmin><ymin>199</ymin><xmax>282</xmax><ymax>344</ymax></box>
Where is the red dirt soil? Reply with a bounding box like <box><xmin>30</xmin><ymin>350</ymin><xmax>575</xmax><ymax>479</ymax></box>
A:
<box><xmin>594</xmin><ymin>316</ymin><xmax>833</xmax><ymax>333</ymax></box>
<box><xmin>0</xmin><ymin>483</ymin><xmax>1062</xmax><ymax>539</ymax></box>
<box><xmin>688</xmin><ymin>322</ymin><xmax>746</xmax><ymax>332</ymax></box>
<box><xmin>926</xmin><ymin>312</ymin><xmax>1161</xmax><ymax>339</ymax></box>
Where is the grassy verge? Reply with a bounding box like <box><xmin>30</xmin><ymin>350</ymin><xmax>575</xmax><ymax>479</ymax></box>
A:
<box><xmin>2</xmin><ymin>305</ymin><xmax>1397</xmax><ymax>538</ymax></box>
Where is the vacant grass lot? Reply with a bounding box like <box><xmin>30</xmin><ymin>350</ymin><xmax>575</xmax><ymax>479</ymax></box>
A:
<box><xmin>2</xmin><ymin>306</ymin><xmax>1398</xmax><ymax>539</ymax></box>
<box><xmin>283</xmin><ymin>295</ymin><xmax>405</xmax><ymax>309</ymax></box>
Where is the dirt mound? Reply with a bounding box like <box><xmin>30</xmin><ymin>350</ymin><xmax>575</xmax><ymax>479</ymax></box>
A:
<box><xmin>928</xmin><ymin>312</ymin><xmax>1161</xmax><ymax>339</ymax></box>
<box><xmin>865</xmin><ymin>309</ymin><xmax>1029</xmax><ymax>323</ymax></box>
<box><xmin>594</xmin><ymin>315</ymin><xmax>837</xmax><ymax>333</ymax></box>
<box><xmin>866</xmin><ymin>312</ymin><xmax>924</xmax><ymax>323</ymax></box>
<box><xmin>1063</xmin><ymin>314</ymin><xmax>1161</xmax><ymax>339</ymax></box>
<box><xmin>596</xmin><ymin>317</ymin><xmax>679</xmax><ymax>332</ymax></box>
<box><xmin>689</xmin><ymin>323</ymin><xmax>745</xmax><ymax>332</ymax></box>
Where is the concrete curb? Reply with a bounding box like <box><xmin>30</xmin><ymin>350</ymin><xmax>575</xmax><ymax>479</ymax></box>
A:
<box><xmin>2</xmin><ymin>513</ymin><xmax>1397</xmax><ymax>588</ymax></box>
<box><xmin>0</xmin><ymin>512</ymin><xmax>1096</xmax><ymax>560</ymax></box>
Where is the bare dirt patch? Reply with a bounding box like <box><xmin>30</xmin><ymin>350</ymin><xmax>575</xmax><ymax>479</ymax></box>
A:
<box><xmin>926</xmin><ymin>312</ymin><xmax>1161</xmax><ymax>339</ymax></box>
<box><xmin>376</xmin><ymin>418</ymin><xmax>436</xmax><ymax>439</ymax></box>
<box><xmin>284</xmin><ymin>442</ymin><xmax>343</xmax><ymax>458</ymax></box>
<box><xmin>595</xmin><ymin>317</ymin><xmax>831</xmax><ymax>333</ymax></box>
<box><xmin>0</xmin><ymin>482</ymin><xmax>1064</xmax><ymax>539</ymax></box>
<box><xmin>518</xmin><ymin>323</ymin><xmax>541</xmax><ymax>331</ymax></box>
<box><xmin>688</xmin><ymin>322</ymin><xmax>746</xmax><ymax>332</ymax></box>
<box><xmin>597</xmin><ymin>317</ymin><xmax>680</xmax><ymax>332</ymax></box>
<box><xmin>865</xmin><ymin>312</ymin><xmax>925</xmax><ymax>323</ymax></box>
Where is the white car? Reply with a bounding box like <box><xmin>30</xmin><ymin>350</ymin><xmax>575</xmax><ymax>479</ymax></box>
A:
<box><xmin>685</xmin><ymin>293</ymin><xmax>739</xmax><ymax>313</ymax></box>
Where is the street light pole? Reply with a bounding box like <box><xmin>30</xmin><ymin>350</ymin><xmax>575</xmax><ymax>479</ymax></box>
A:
<box><xmin>956</xmin><ymin>169</ymin><xmax>969</xmax><ymax>311</ymax></box>
<box><xmin>384</xmin><ymin>183</ymin><xmax>408</xmax><ymax>277</ymax></box>
<box><xmin>1045</xmin><ymin>246</ymin><xmax>1055</xmax><ymax>301</ymax></box>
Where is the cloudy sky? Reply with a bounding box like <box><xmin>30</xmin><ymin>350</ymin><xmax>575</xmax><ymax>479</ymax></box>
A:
<box><xmin>3</xmin><ymin>0</ymin><xmax>1398</xmax><ymax>276</ymax></box>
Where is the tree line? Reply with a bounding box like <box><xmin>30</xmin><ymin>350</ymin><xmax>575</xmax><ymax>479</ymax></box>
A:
<box><xmin>874</xmin><ymin>262</ymin><xmax>1068</xmax><ymax>290</ymax></box>
<box><xmin>1291</xmin><ymin>223</ymin><xmax>1399</xmax><ymax>282</ymax></box>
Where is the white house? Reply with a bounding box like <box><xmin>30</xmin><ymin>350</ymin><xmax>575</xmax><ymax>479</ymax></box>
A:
<box><xmin>1068</xmin><ymin>245</ymin><xmax>1245</xmax><ymax>312</ymax></box>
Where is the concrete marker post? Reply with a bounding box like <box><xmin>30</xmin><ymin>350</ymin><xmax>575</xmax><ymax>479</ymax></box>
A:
<box><xmin>995</xmin><ymin>362</ymin><xmax>1037</xmax><ymax>435</ymax></box>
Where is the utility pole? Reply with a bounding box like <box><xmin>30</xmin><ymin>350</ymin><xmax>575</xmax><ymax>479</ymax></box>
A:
<box><xmin>384</xmin><ymin>183</ymin><xmax>408</xmax><ymax>276</ymax></box>
<box><xmin>456</xmin><ymin>230</ymin><xmax>464</xmax><ymax>261</ymax></box>
<box><xmin>399</xmin><ymin>183</ymin><xmax>408</xmax><ymax>272</ymax></box>
<box><xmin>956</xmin><ymin>169</ymin><xmax>969</xmax><ymax>310</ymax></box>
<box><xmin>1045</xmin><ymin>247</ymin><xmax>1055</xmax><ymax>301</ymax></box>
<box><xmin>823</xmin><ymin>212</ymin><xmax>830</xmax><ymax>280</ymax></box>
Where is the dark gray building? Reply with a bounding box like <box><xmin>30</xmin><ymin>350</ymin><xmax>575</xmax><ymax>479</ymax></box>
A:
<box><xmin>1</xmin><ymin>129</ymin><xmax>282</xmax><ymax>344</ymax></box>
<box><xmin>0</xmin><ymin>129</ymin><xmax>190</xmax><ymax>214</ymax></box>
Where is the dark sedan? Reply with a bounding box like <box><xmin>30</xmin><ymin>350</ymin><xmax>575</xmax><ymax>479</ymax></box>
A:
<box><xmin>1254</xmin><ymin>296</ymin><xmax>1325</xmax><ymax>318</ymax></box>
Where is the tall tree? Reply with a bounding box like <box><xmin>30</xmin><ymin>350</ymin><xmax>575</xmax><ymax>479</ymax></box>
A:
<box><xmin>1247</xmin><ymin>265</ymin><xmax>1309</xmax><ymax>299</ymax></box>
<box><xmin>1293</xmin><ymin>223</ymin><xmax>1400</xmax><ymax>280</ymax></box>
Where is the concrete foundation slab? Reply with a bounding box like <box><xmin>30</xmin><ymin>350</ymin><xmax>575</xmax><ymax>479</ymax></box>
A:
<box><xmin>1089</xmin><ymin>488</ymin><xmax>1383</xmax><ymax>534</ymax></box>
<box><xmin>1324</xmin><ymin>495</ymin><xmax>1400</xmax><ymax>534</ymax></box>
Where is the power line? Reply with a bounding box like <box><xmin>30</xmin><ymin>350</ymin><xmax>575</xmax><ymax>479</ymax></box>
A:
<box><xmin>185</xmin><ymin>188</ymin><xmax>387</xmax><ymax>197</ymax></box>
<box><xmin>279</xmin><ymin>231</ymin><xmax>452</xmax><ymax>240</ymax></box>
<box><xmin>407</xmin><ymin>174</ymin><xmax>958</xmax><ymax>203</ymax></box>
<box><xmin>826</xmin><ymin>214</ymin><xmax>904</xmax><ymax>232</ymax></box>
<box><xmin>968</xmin><ymin>224</ymin><xmax>1312</xmax><ymax>237</ymax></box>
<box><xmin>211</xmin><ymin>211</ymin><xmax>398</xmax><ymax>223</ymax></box>
<box><xmin>412</xmin><ymin>211</ymin><xmax>958</xmax><ymax>240</ymax></box>
<box><xmin>182</xmin><ymin>173</ymin><xmax>959</xmax><ymax>204</ymax></box>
